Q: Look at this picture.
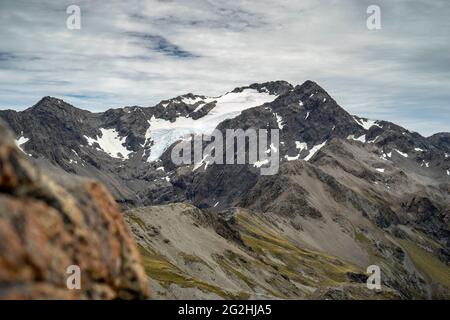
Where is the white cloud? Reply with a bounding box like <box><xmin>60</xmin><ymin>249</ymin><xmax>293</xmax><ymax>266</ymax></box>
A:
<box><xmin>0</xmin><ymin>0</ymin><xmax>449</xmax><ymax>135</ymax></box>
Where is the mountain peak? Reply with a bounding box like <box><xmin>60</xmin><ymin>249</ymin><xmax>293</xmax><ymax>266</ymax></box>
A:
<box><xmin>232</xmin><ymin>80</ymin><xmax>293</xmax><ymax>96</ymax></box>
<box><xmin>28</xmin><ymin>96</ymin><xmax>90</xmax><ymax>116</ymax></box>
<box><xmin>295</xmin><ymin>80</ymin><xmax>328</xmax><ymax>95</ymax></box>
<box><xmin>33</xmin><ymin>96</ymin><xmax>65</xmax><ymax>106</ymax></box>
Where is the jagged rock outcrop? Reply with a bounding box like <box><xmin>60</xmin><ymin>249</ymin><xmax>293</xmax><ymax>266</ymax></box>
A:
<box><xmin>0</xmin><ymin>120</ymin><xmax>149</xmax><ymax>299</ymax></box>
<box><xmin>1</xmin><ymin>81</ymin><xmax>448</xmax><ymax>211</ymax></box>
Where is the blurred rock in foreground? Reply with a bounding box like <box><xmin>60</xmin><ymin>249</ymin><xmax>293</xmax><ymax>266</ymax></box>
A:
<box><xmin>0</xmin><ymin>120</ymin><xmax>149</xmax><ymax>299</ymax></box>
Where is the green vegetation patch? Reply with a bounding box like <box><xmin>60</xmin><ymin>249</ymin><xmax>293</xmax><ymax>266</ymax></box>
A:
<box><xmin>236</xmin><ymin>210</ymin><xmax>362</xmax><ymax>288</ymax></box>
<box><xmin>127</xmin><ymin>213</ymin><xmax>147</xmax><ymax>230</ymax></box>
<box><xmin>399</xmin><ymin>240</ymin><xmax>450</xmax><ymax>289</ymax></box>
<box><xmin>179</xmin><ymin>252</ymin><xmax>213</xmax><ymax>271</ymax></box>
<box><xmin>138</xmin><ymin>244</ymin><xmax>248</xmax><ymax>299</ymax></box>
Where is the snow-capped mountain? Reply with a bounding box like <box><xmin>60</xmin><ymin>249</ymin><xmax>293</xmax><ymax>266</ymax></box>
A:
<box><xmin>0</xmin><ymin>80</ymin><xmax>448</xmax><ymax>206</ymax></box>
<box><xmin>146</xmin><ymin>86</ymin><xmax>278</xmax><ymax>162</ymax></box>
<box><xmin>1</xmin><ymin>80</ymin><xmax>449</xmax><ymax>299</ymax></box>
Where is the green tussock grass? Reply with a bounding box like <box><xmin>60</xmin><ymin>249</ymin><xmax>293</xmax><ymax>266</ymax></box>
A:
<box><xmin>133</xmin><ymin>208</ymin><xmax>367</xmax><ymax>299</ymax></box>
<box><xmin>399</xmin><ymin>240</ymin><xmax>450</xmax><ymax>289</ymax></box>
<box><xmin>214</xmin><ymin>254</ymin><xmax>257</xmax><ymax>290</ymax></box>
<box><xmin>138</xmin><ymin>244</ymin><xmax>248</xmax><ymax>299</ymax></box>
<box><xmin>127</xmin><ymin>213</ymin><xmax>147</xmax><ymax>230</ymax></box>
<box><xmin>179</xmin><ymin>252</ymin><xmax>214</xmax><ymax>271</ymax></box>
<box><xmin>236</xmin><ymin>210</ymin><xmax>362</xmax><ymax>288</ymax></box>
<box><xmin>354</xmin><ymin>229</ymin><xmax>371</xmax><ymax>244</ymax></box>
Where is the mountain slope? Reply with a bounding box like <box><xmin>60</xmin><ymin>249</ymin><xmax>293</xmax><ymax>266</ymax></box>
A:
<box><xmin>0</xmin><ymin>82</ymin><xmax>289</xmax><ymax>207</ymax></box>
<box><xmin>125</xmin><ymin>203</ymin><xmax>401</xmax><ymax>300</ymax></box>
<box><xmin>1</xmin><ymin>80</ymin><xmax>449</xmax><ymax>299</ymax></box>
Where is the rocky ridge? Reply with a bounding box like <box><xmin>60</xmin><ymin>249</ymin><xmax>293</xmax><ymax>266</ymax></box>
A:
<box><xmin>1</xmin><ymin>80</ymin><xmax>449</xmax><ymax>299</ymax></box>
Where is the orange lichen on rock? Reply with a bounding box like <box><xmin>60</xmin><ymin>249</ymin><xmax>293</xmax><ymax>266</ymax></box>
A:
<box><xmin>0</xmin><ymin>120</ymin><xmax>149</xmax><ymax>299</ymax></box>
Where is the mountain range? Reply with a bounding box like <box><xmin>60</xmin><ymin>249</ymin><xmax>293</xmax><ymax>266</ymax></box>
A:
<box><xmin>1</xmin><ymin>80</ymin><xmax>449</xmax><ymax>299</ymax></box>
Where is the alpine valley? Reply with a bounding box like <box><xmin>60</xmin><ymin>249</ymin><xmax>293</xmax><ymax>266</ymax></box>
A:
<box><xmin>1</xmin><ymin>80</ymin><xmax>449</xmax><ymax>299</ymax></box>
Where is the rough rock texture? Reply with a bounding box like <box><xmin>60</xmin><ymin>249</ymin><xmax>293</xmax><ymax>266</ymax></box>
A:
<box><xmin>0</xmin><ymin>120</ymin><xmax>149</xmax><ymax>299</ymax></box>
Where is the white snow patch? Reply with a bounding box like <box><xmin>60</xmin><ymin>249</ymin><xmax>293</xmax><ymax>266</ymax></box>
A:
<box><xmin>414</xmin><ymin>148</ymin><xmax>425</xmax><ymax>152</ymax></box>
<box><xmin>353</xmin><ymin>116</ymin><xmax>381</xmax><ymax>130</ymax></box>
<box><xmin>305</xmin><ymin>111</ymin><xmax>310</xmax><ymax>120</ymax></box>
<box><xmin>445</xmin><ymin>153</ymin><xmax>449</xmax><ymax>158</ymax></box>
<box><xmin>381</xmin><ymin>151</ymin><xmax>393</xmax><ymax>160</ymax></box>
<box><xmin>447</xmin><ymin>170</ymin><xmax>449</xmax><ymax>176</ymax></box>
<box><xmin>193</xmin><ymin>97</ymin><xmax>216</xmax><ymax>113</ymax></box>
<box><xmin>193</xmin><ymin>103</ymin><xmax>206</xmax><ymax>113</ymax></box>
<box><xmin>284</xmin><ymin>141</ymin><xmax>308</xmax><ymax>161</ymax></box>
<box><xmin>214</xmin><ymin>201</ymin><xmax>219</xmax><ymax>207</ymax></box>
<box><xmin>145</xmin><ymin>89</ymin><xmax>278</xmax><ymax>162</ymax></box>
<box><xmin>421</xmin><ymin>161</ymin><xmax>430</xmax><ymax>168</ymax></box>
<box><xmin>347</xmin><ymin>134</ymin><xmax>366</xmax><ymax>143</ymax></box>
<box><xmin>394</xmin><ymin>149</ymin><xmax>408</xmax><ymax>158</ymax></box>
<box><xmin>299</xmin><ymin>100</ymin><xmax>304</xmax><ymax>106</ymax></box>
<box><xmin>182</xmin><ymin>96</ymin><xmax>204</xmax><ymax>105</ymax></box>
<box><xmin>156</xmin><ymin>166</ymin><xmax>165</xmax><ymax>171</ymax></box>
<box><xmin>380</xmin><ymin>151</ymin><xmax>393</xmax><ymax>161</ymax></box>
<box><xmin>84</xmin><ymin>128</ymin><xmax>132</xmax><ymax>159</ymax></box>
<box><xmin>295</xmin><ymin>141</ymin><xmax>308</xmax><ymax>151</ymax></box>
<box><xmin>253</xmin><ymin>159</ymin><xmax>269</xmax><ymax>168</ymax></box>
<box><xmin>304</xmin><ymin>141</ymin><xmax>326</xmax><ymax>161</ymax></box>
<box><xmin>375</xmin><ymin>168</ymin><xmax>385</xmax><ymax>173</ymax></box>
<box><xmin>367</xmin><ymin>135</ymin><xmax>380</xmax><ymax>143</ymax></box>
<box><xmin>14</xmin><ymin>134</ymin><xmax>29</xmax><ymax>153</ymax></box>
<box><xmin>71</xmin><ymin>149</ymin><xmax>79</xmax><ymax>158</ymax></box>
<box><xmin>285</xmin><ymin>154</ymin><xmax>300</xmax><ymax>161</ymax></box>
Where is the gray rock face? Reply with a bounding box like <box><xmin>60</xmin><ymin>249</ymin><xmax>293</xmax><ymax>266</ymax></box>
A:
<box><xmin>1</xmin><ymin>80</ymin><xmax>448</xmax><ymax>210</ymax></box>
<box><xmin>427</xmin><ymin>132</ymin><xmax>450</xmax><ymax>152</ymax></box>
<box><xmin>173</xmin><ymin>81</ymin><xmax>449</xmax><ymax>215</ymax></box>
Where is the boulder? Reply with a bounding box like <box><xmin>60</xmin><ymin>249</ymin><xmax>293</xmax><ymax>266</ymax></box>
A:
<box><xmin>0</xmin><ymin>120</ymin><xmax>149</xmax><ymax>299</ymax></box>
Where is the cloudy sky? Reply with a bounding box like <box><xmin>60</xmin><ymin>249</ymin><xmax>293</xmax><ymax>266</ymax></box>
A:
<box><xmin>0</xmin><ymin>0</ymin><xmax>449</xmax><ymax>136</ymax></box>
